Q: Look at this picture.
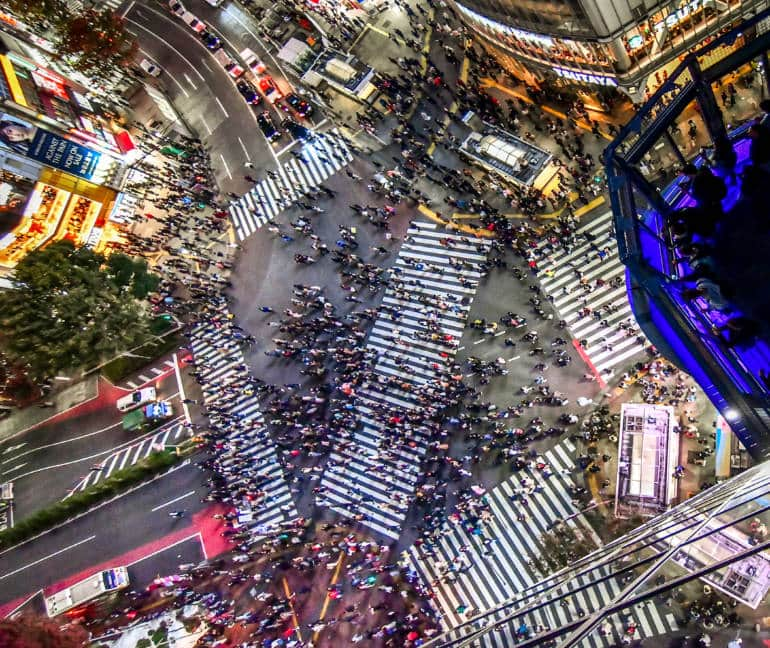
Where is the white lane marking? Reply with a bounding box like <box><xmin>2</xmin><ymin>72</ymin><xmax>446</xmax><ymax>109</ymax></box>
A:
<box><xmin>9</xmin><ymin>417</ymin><xmax>185</xmax><ymax>481</ymax></box>
<box><xmin>238</xmin><ymin>137</ymin><xmax>251</xmax><ymax>161</ymax></box>
<box><xmin>1</xmin><ymin>423</ymin><xmax>121</xmax><ymax>464</ymax></box>
<box><xmin>183</xmin><ymin>73</ymin><xmax>197</xmax><ymax>90</ymax></box>
<box><xmin>507</xmin><ymin>355</ymin><xmax>521</xmax><ymax>362</ymax></box>
<box><xmin>151</xmin><ymin>490</ymin><xmax>196</xmax><ymax>512</ymax></box>
<box><xmin>0</xmin><ymin>536</ymin><xmax>96</xmax><ymax>580</ymax></box>
<box><xmin>128</xmin><ymin>533</ymin><xmax>201</xmax><ymax>565</ymax></box>
<box><xmin>219</xmin><ymin>154</ymin><xmax>233</xmax><ymax>180</ymax></box>
<box><xmin>314</xmin><ymin>117</ymin><xmax>328</xmax><ymax>130</ymax></box>
<box><xmin>173</xmin><ymin>353</ymin><xmax>191</xmax><ymax>425</ymax></box>
<box><xmin>121</xmin><ymin>0</ymin><xmax>136</xmax><ymax>18</ymax></box>
<box><xmin>2</xmin><ymin>443</ymin><xmax>27</xmax><ymax>455</ymax></box>
<box><xmin>276</xmin><ymin>140</ymin><xmax>298</xmax><ymax>157</ymax></box>
<box><xmin>215</xmin><ymin>97</ymin><xmax>229</xmax><ymax>119</ymax></box>
<box><xmin>126</xmin><ymin>18</ymin><xmax>206</xmax><ymax>82</ymax></box>
<box><xmin>1</xmin><ymin>463</ymin><xmax>26</xmax><ymax>475</ymax></box>
<box><xmin>200</xmin><ymin>117</ymin><xmax>213</xmax><ymax>136</ymax></box>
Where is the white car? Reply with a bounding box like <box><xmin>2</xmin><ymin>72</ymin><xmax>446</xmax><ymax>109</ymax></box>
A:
<box><xmin>204</xmin><ymin>0</ymin><xmax>223</xmax><ymax>6</ymax></box>
<box><xmin>139</xmin><ymin>58</ymin><xmax>162</xmax><ymax>77</ymax></box>
<box><xmin>181</xmin><ymin>11</ymin><xmax>206</xmax><ymax>33</ymax></box>
<box><xmin>168</xmin><ymin>0</ymin><xmax>186</xmax><ymax>17</ymax></box>
<box><xmin>116</xmin><ymin>387</ymin><xmax>157</xmax><ymax>412</ymax></box>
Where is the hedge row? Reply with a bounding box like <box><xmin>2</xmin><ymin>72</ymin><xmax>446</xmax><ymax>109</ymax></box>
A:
<box><xmin>0</xmin><ymin>450</ymin><xmax>185</xmax><ymax>550</ymax></box>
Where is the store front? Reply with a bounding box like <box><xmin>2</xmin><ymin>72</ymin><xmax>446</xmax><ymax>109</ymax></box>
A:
<box><xmin>0</xmin><ymin>167</ymin><xmax>119</xmax><ymax>269</ymax></box>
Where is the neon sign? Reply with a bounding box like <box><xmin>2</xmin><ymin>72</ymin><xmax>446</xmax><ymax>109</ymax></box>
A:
<box><xmin>553</xmin><ymin>67</ymin><xmax>619</xmax><ymax>87</ymax></box>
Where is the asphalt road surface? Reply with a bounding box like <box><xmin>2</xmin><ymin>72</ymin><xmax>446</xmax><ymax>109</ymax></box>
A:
<box><xmin>0</xmin><ymin>462</ymin><xmax>209</xmax><ymax>606</ymax></box>
<box><xmin>0</xmin><ymin>373</ymin><xmax>183</xmax><ymax>521</ymax></box>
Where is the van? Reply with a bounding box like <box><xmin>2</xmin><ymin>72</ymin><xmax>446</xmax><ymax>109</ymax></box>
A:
<box><xmin>116</xmin><ymin>387</ymin><xmax>157</xmax><ymax>412</ymax></box>
<box><xmin>181</xmin><ymin>11</ymin><xmax>206</xmax><ymax>33</ymax></box>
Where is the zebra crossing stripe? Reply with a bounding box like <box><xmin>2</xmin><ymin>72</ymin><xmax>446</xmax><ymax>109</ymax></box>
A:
<box><xmin>535</xmin><ymin>210</ymin><xmax>649</xmax><ymax>376</ymax></box>
<box><xmin>189</xmin><ymin>317</ymin><xmax>298</xmax><ymax>531</ymax></box>
<box><xmin>229</xmin><ymin>131</ymin><xmax>353</xmax><ymax>241</ymax></box>
<box><xmin>318</xmin><ymin>224</ymin><xmax>490</xmax><ymax>539</ymax></box>
<box><xmin>406</xmin><ymin>441</ymin><xmax>676</xmax><ymax>646</ymax></box>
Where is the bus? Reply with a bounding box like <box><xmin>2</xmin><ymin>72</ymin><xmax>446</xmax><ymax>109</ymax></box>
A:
<box><xmin>44</xmin><ymin>566</ymin><xmax>129</xmax><ymax>617</ymax></box>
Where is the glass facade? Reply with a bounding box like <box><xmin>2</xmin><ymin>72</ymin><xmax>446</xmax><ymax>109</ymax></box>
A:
<box><xmin>453</xmin><ymin>0</ymin><xmax>768</xmax><ymax>96</ymax></box>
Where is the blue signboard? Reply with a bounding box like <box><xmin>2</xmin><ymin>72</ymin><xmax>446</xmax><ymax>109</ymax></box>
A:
<box><xmin>0</xmin><ymin>113</ymin><xmax>101</xmax><ymax>180</ymax></box>
<box><xmin>27</xmin><ymin>130</ymin><xmax>101</xmax><ymax>180</ymax></box>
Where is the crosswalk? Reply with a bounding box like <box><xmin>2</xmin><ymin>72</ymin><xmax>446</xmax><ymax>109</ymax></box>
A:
<box><xmin>189</xmin><ymin>314</ymin><xmax>298</xmax><ymax>531</ymax></box>
<box><xmin>318</xmin><ymin>221</ymin><xmax>490</xmax><ymax>540</ymax></box>
<box><xmin>70</xmin><ymin>421</ymin><xmax>188</xmax><ymax>494</ymax></box>
<box><xmin>229</xmin><ymin>130</ymin><xmax>353</xmax><ymax>241</ymax></box>
<box><xmin>68</xmin><ymin>0</ymin><xmax>125</xmax><ymax>12</ymax></box>
<box><xmin>405</xmin><ymin>438</ymin><xmax>678</xmax><ymax>647</ymax></box>
<box><xmin>123</xmin><ymin>359</ymin><xmax>176</xmax><ymax>390</ymax></box>
<box><xmin>536</xmin><ymin>210</ymin><xmax>650</xmax><ymax>377</ymax></box>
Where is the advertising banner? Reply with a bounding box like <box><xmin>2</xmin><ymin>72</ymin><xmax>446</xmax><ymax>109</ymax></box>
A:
<box><xmin>0</xmin><ymin>113</ymin><xmax>101</xmax><ymax>180</ymax></box>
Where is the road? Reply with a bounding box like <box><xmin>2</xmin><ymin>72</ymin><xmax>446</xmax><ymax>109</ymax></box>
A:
<box><xmin>126</xmin><ymin>0</ymin><xmax>322</xmax><ymax>195</ymax></box>
<box><xmin>0</xmin><ymin>372</ymin><xmax>183</xmax><ymax>521</ymax></box>
<box><xmin>126</xmin><ymin>1</ymin><xmax>271</xmax><ymax>190</ymax></box>
<box><xmin>0</xmin><ymin>462</ymin><xmax>213</xmax><ymax>607</ymax></box>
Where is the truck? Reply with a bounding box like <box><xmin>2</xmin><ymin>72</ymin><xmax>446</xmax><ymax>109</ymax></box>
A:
<box><xmin>122</xmin><ymin>401</ymin><xmax>173</xmax><ymax>431</ymax></box>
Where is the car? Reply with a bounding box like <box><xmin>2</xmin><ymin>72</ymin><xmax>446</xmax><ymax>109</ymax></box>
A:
<box><xmin>212</xmin><ymin>48</ymin><xmax>244</xmax><ymax>78</ymax></box>
<box><xmin>168</xmin><ymin>0</ymin><xmax>186</xmax><ymax>17</ymax></box>
<box><xmin>117</xmin><ymin>387</ymin><xmax>157</xmax><ymax>412</ymax></box>
<box><xmin>237</xmin><ymin>80</ymin><xmax>261</xmax><ymax>105</ymax></box>
<box><xmin>201</xmin><ymin>32</ymin><xmax>222</xmax><ymax>51</ymax></box>
<box><xmin>257</xmin><ymin>112</ymin><xmax>280</xmax><ymax>141</ymax></box>
<box><xmin>283</xmin><ymin>118</ymin><xmax>312</xmax><ymax>141</ymax></box>
<box><xmin>180</xmin><ymin>11</ymin><xmax>206</xmax><ymax>33</ymax></box>
<box><xmin>285</xmin><ymin>93</ymin><xmax>313</xmax><ymax>117</ymax></box>
<box><xmin>240</xmin><ymin>48</ymin><xmax>266</xmax><ymax>74</ymax></box>
<box><xmin>204</xmin><ymin>0</ymin><xmax>223</xmax><ymax>6</ymax></box>
<box><xmin>258</xmin><ymin>76</ymin><xmax>282</xmax><ymax>102</ymax></box>
<box><xmin>139</xmin><ymin>58</ymin><xmax>162</xmax><ymax>77</ymax></box>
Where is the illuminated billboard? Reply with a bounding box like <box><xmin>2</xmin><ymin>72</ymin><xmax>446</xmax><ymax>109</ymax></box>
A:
<box><xmin>0</xmin><ymin>113</ymin><xmax>101</xmax><ymax>180</ymax></box>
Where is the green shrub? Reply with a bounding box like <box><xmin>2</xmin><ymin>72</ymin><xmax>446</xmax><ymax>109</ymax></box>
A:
<box><xmin>0</xmin><ymin>450</ymin><xmax>186</xmax><ymax>550</ymax></box>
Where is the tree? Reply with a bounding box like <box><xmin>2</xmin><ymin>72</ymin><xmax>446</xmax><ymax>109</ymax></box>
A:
<box><xmin>0</xmin><ymin>615</ymin><xmax>88</xmax><ymax>648</ymax></box>
<box><xmin>0</xmin><ymin>241</ymin><xmax>151</xmax><ymax>378</ymax></box>
<box><xmin>106</xmin><ymin>254</ymin><xmax>161</xmax><ymax>299</ymax></box>
<box><xmin>5</xmin><ymin>0</ymin><xmax>69</xmax><ymax>28</ymax></box>
<box><xmin>57</xmin><ymin>9</ymin><xmax>137</xmax><ymax>74</ymax></box>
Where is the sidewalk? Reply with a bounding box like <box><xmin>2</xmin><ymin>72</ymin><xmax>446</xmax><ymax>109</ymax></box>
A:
<box><xmin>0</xmin><ymin>375</ymin><xmax>99</xmax><ymax>444</ymax></box>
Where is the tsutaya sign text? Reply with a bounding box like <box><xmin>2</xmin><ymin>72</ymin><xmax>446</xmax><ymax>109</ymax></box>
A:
<box><xmin>553</xmin><ymin>67</ymin><xmax>619</xmax><ymax>87</ymax></box>
<box><xmin>653</xmin><ymin>0</ymin><xmax>717</xmax><ymax>34</ymax></box>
